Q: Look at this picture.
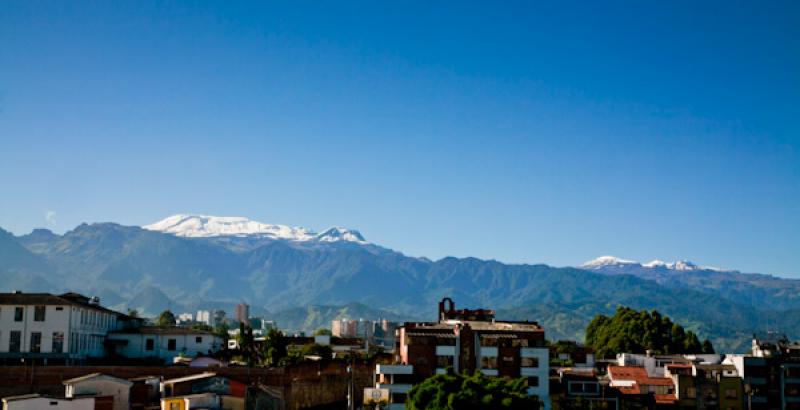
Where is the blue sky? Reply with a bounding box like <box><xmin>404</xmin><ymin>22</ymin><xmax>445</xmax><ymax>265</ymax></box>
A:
<box><xmin>1</xmin><ymin>1</ymin><xmax>798</xmax><ymax>277</ymax></box>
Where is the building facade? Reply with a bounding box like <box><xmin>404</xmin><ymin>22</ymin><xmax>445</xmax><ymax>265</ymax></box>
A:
<box><xmin>0</xmin><ymin>292</ymin><xmax>136</xmax><ymax>364</ymax></box>
<box><xmin>374</xmin><ymin>298</ymin><xmax>550</xmax><ymax>409</ymax></box>
<box><xmin>106</xmin><ymin>327</ymin><xmax>222</xmax><ymax>363</ymax></box>
<box><xmin>235</xmin><ymin>304</ymin><xmax>249</xmax><ymax>324</ymax></box>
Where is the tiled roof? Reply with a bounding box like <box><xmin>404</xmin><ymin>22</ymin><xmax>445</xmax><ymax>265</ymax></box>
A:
<box><xmin>608</xmin><ymin>366</ymin><xmax>674</xmax><ymax>397</ymax></box>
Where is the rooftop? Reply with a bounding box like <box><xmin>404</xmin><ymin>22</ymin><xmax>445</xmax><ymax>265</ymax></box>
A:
<box><xmin>0</xmin><ymin>292</ymin><xmax>130</xmax><ymax>318</ymax></box>
<box><xmin>63</xmin><ymin>373</ymin><xmax>133</xmax><ymax>386</ymax></box>
<box><xmin>162</xmin><ymin>372</ymin><xmax>218</xmax><ymax>385</ymax></box>
<box><xmin>110</xmin><ymin>327</ymin><xmax>216</xmax><ymax>335</ymax></box>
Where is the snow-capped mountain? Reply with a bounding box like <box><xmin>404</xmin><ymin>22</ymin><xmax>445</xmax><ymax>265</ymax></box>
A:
<box><xmin>143</xmin><ymin>214</ymin><xmax>367</xmax><ymax>243</ymax></box>
<box><xmin>580</xmin><ymin>255</ymin><xmax>639</xmax><ymax>269</ymax></box>
<box><xmin>581</xmin><ymin>256</ymin><xmax>717</xmax><ymax>272</ymax></box>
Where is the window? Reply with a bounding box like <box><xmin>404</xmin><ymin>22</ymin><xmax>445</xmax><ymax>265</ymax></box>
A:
<box><xmin>14</xmin><ymin>307</ymin><xmax>23</xmax><ymax>321</ymax></box>
<box><xmin>725</xmin><ymin>389</ymin><xmax>737</xmax><ymax>399</ymax></box>
<box><xmin>481</xmin><ymin>356</ymin><xmax>497</xmax><ymax>369</ymax></box>
<box><xmin>30</xmin><ymin>332</ymin><xmax>42</xmax><ymax>353</ymax></box>
<box><xmin>34</xmin><ymin>305</ymin><xmax>46</xmax><ymax>321</ymax></box>
<box><xmin>521</xmin><ymin>357</ymin><xmax>539</xmax><ymax>368</ymax></box>
<box><xmin>195</xmin><ymin>336</ymin><xmax>203</xmax><ymax>343</ymax></box>
<box><xmin>52</xmin><ymin>332</ymin><xmax>64</xmax><ymax>353</ymax></box>
<box><xmin>686</xmin><ymin>387</ymin><xmax>697</xmax><ymax>399</ymax></box>
<box><xmin>527</xmin><ymin>376</ymin><xmax>539</xmax><ymax>387</ymax></box>
<box><xmin>168</xmin><ymin>338</ymin><xmax>177</xmax><ymax>351</ymax></box>
<box><xmin>145</xmin><ymin>339</ymin><xmax>155</xmax><ymax>351</ymax></box>
<box><xmin>437</xmin><ymin>355</ymin><xmax>454</xmax><ymax>367</ymax></box>
<box><xmin>9</xmin><ymin>331</ymin><xmax>21</xmax><ymax>352</ymax></box>
<box><xmin>55</xmin><ymin>306</ymin><xmax>63</xmax><ymax>311</ymax></box>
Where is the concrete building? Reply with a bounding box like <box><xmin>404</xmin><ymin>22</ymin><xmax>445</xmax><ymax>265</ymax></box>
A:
<box><xmin>159</xmin><ymin>372</ymin><xmax>246</xmax><ymax>410</ymax></box>
<box><xmin>212</xmin><ymin>310</ymin><xmax>226</xmax><ymax>327</ymax></box>
<box><xmin>235</xmin><ymin>304</ymin><xmax>249</xmax><ymax>324</ymax></box>
<box><xmin>196</xmin><ymin>310</ymin><xmax>211</xmax><ymax>326</ymax></box>
<box><xmin>331</xmin><ymin>318</ymin><xmax>398</xmax><ymax>350</ymax></box>
<box><xmin>63</xmin><ymin>373</ymin><xmax>133</xmax><ymax>410</ymax></box>
<box><xmin>1</xmin><ymin>394</ymin><xmax>102</xmax><ymax>410</ymax></box>
<box><xmin>665</xmin><ymin>363</ymin><xmax>743</xmax><ymax>410</ymax></box>
<box><xmin>372</xmin><ymin>298</ymin><xmax>550</xmax><ymax>409</ymax></box>
<box><xmin>724</xmin><ymin>335</ymin><xmax>800</xmax><ymax>410</ymax></box>
<box><xmin>107</xmin><ymin>327</ymin><xmax>223</xmax><ymax>363</ymax></box>
<box><xmin>0</xmin><ymin>292</ymin><xmax>138</xmax><ymax>364</ymax></box>
<box><xmin>607</xmin><ymin>365</ymin><xmax>677</xmax><ymax>407</ymax></box>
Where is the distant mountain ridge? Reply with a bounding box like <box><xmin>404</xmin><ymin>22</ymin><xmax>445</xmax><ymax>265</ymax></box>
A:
<box><xmin>2</xmin><ymin>217</ymin><xmax>799</xmax><ymax>352</ymax></box>
<box><xmin>581</xmin><ymin>255</ymin><xmax>800</xmax><ymax>311</ymax></box>
<box><xmin>143</xmin><ymin>214</ymin><xmax>367</xmax><ymax>244</ymax></box>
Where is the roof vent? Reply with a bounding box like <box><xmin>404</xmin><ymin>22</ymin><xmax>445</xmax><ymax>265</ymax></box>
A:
<box><xmin>12</xmin><ymin>290</ymin><xmax>22</xmax><ymax>294</ymax></box>
<box><xmin>89</xmin><ymin>296</ymin><xmax>100</xmax><ymax>305</ymax></box>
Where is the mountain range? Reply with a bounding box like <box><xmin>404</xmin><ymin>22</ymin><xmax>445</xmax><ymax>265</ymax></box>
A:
<box><xmin>1</xmin><ymin>214</ymin><xmax>799</xmax><ymax>352</ymax></box>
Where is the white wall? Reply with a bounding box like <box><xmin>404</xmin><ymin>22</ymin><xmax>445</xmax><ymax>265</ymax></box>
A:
<box><xmin>0</xmin><ymin>304</ymin><xmax>70</xmax><ymax>355</ymax></box>
<box><xmin>66</xmin><ymin>378</ymin><xmax>131</xmax><ymax>410</ymax></box>
<box><xmin>3</xmin><ymin>397</ymin><xmax>94</xmax><ymax>410</ymax></box>
<box><xmin>521</xmin><ymin>347</ymin><xmax>550</xmax><ymax>409</ymax></box>
<box><xmin>0</xmin><ymin>303</ymin><xmax>120</xmax><ymax>360</ymax></box>
<box><xmin>108</xmin><ymin>332</ymin><xmax>222</xmax><ymax>362</ymax></box>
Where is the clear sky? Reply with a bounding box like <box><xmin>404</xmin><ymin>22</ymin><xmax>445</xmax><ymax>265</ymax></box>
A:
<box><xmin>1</xmin><ymin>1</ymin><xmax>798</xmax><ymax>277</ymax></box>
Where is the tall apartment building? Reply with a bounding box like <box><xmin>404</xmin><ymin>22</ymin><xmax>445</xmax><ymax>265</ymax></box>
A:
<box><xmin>331</xmin><ymin>318</ymin><xmax>398</xmax><ymax>349</ymax></box>
<box><xmin>0</xmin><ymin>291</ymin><xmax>139</xmax><ymax>364</ymax></box>
<box><xmin>373</xmin><ymin>298</ymin><xmax>550</xmax><ymax>409</ymax></box>
<box><xmin>196</xmin><ymin>310</ymin><xmax>211</xmax><ymax>326</ymax></box>
<box><xmin>724</xmin><ymin>335</ymin><xmax>800</xmax><ymax>410</ymax></box>
<box><xmin>235</xmin><ymin>304</ymin><xmax>249</xmax><ymax>323</ymax></box>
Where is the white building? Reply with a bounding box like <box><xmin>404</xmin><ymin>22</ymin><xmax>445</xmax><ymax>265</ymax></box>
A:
<box><xmin>176</xmin><ymin>313</ymin><xmax>194</xmax><ymax>324</ymax></box>
<box><xmin>616</xmin><ymin>352</ymin><xmax>723</xmax><ymax>377</ymax></box>
<box><xmin>1</xmin><ymin>394</ymin><xmax>96</xmax><ymax>410</ymax></box>
<box><xmin>63</xmin><ymin>373</ymin><xmax>133</xmax><ymax>410</ymax></box>
<box><xmin>196</xmin><ymin>310</ymin><xmax>211</xmax><ymax>326</ymax></box>
<box><xmin>107</xmin><ymin>327</ymin><xmax>223</xmax><ymax>363</ymax></box>
<box><xmin>0</xmin><ymin>292</ymin><xmax>136</xmax><ymax>364</ymax></box>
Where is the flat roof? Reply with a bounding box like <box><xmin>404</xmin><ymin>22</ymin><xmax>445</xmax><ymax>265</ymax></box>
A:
<box><xmin>110</xmin><ymin>327</ymin><xmax>216</xmax><ymax>336</ymax></box>
<box><xmin>404</xmin><ymin>320</ymin><xmax>543</xmax><ymax>333</ymax></box>
<box><xmin>162</xmin><ymin>372</ymin><xmax>218</xmax><ymax>385</ymax></box>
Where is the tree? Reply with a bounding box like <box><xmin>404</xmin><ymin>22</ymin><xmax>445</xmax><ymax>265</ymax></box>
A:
<box><xmin>313</xmin><ymin>328</ymin><xmax>332</xmax><ymax>336</ymax></box>
<box><xmin>127</xmin><ymin>309</ymin><xmax>139</xmax><ymax>318</ymax></box>
<box><xmin>300</xmin><ymin>343</ymin><xmax>333</xmax><ymax>359</ymax></box>
<box><xmin>702</xmin><ymin>338</ymin><xmax>715</xmax><ymax>354</ymax></box>
<box><xmin>585</xmin><ymin>306</ymin><xmax>712</xmax><ymax>358</ymax></box>
<box><xmin>407</xmin><ymin>368</ymin><xmax>540</xmax><ymax>410</ymax></box>
<box><xmin>237</xmin><ymin>323</ymin><xmax>257</xmax><ymax>365</ymax></box>
<box><xmin>156</xmin><ymin>310</ymin><xmax>176</xmax><ymax>326</ymax></box>
<box><xmin>260</xmin><ymin>327</ymin><xmax>288</xmax><ymax>367</ymax></box>
<box><xmin>215</xmin><ymin>322</ymin><xmax>230</xmax><ymax>343</ymax></box>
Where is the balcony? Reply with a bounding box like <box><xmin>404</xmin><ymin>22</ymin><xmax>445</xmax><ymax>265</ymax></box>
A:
<box><xmin>376</xmin><ymin>383</ymin><xmax>413</xmax><ymax>394</ymax></box>
<box><xmin>376</xmin><ymin>364</ymin><xmax>414</xmax><ymax>375</ymax></box>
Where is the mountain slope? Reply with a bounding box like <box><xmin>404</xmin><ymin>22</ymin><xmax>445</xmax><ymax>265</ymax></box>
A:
<box><xmin>582</xmin><ymin>256</ymin><xmax>800</xmax><ymax>310</ymax></box>
<box><xmin>2</xmin><ymin>219</ymin><xmax>798</xmax><ymax>352</ymax></box>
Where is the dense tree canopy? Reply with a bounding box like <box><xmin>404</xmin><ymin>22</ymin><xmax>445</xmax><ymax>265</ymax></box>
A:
<box><xmin>406</xmin><ymin>369</ymin><xmax>540</xmax><ymax>410</ymax></box>
<box><xmin>156</xmin><ymin>310</ymin><xmax>176</xmax><ymax>326</ymax></box>
<box><xmin>585</xmin><ymin>307</ymin><xmax>713</xmax><ymax>358</ymax></box>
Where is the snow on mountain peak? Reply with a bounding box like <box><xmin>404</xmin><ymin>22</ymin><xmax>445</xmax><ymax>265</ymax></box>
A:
<box><xmin>315</xmin><ymin>227</ymin><xmax>367</xmax><ymax>243</ymax></box>
<box><xmin>581</xmin><ymin>255</ymin><xmax>639</xmax><ymax>268</ymax></box>
<box><xmin>142</xmin><ymin>214</ymin><xmax>367</xmax><ymax>243</ymax></box>
<box><xmin>642</xmin><ymin>259</ymin><xmax>668</xmax><ymax>268</ymax></box>
<box><xmin>582</xmin><ymin>256</ymin><xmax>721</xmax><ymax>272</ymax></box>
